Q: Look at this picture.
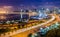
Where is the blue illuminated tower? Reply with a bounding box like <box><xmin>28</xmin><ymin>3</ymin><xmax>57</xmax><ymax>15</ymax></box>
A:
<box><xmin>38</xmin><ymin>9</ymin><xmax>47</xmax><ymax>18</ymax></box>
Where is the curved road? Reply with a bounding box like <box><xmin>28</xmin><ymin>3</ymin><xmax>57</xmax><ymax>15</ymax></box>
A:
<box><xmin>1</xmin><ymin>15</ymin><xmax>55</xmax><ymax>37</ymax></box>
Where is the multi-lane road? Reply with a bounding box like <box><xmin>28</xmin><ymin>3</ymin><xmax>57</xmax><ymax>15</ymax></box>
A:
<box><xmin>0</xmin><ymin>14</ymin><xmax>60</xmax><ymax>37</ymax></box>
<box><xmin>12</xmin><ymin>14</ymin><xmax>60</xmax><ymax>37</ymax></box>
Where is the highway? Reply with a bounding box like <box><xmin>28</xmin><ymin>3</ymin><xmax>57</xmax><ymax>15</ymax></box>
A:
<box><xmin>0</xmin><ymin>14</ymin><xmax>56</xmax><ymax>37</ymax></box>
<box><xmin>12</xmin><ymin>14</ymin><xmax>59</xmax><ymax>37</ymax></box>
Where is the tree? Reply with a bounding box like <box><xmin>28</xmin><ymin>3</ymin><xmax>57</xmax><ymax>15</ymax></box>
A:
<box><xmin>28</xmin><ymin>33</ymin><xmax>32</xmax><ymax>37</ymax></box>
<box><xmin>46</xmin><ymin>28</ymin><xmax>60</xmax><ymax>37</ymax></box>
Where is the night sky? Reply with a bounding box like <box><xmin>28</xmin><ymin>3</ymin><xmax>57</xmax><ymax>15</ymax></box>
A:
<box><xmin>0</xmin><ymin>0</ymin><xmax>60</xmax><ymax>9</ymax></box>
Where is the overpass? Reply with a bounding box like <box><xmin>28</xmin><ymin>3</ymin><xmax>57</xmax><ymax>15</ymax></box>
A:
<box><xmin>0</xmin><ymin>15</ymin><xmax>56</xmax><ymax>37</ymax></box>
